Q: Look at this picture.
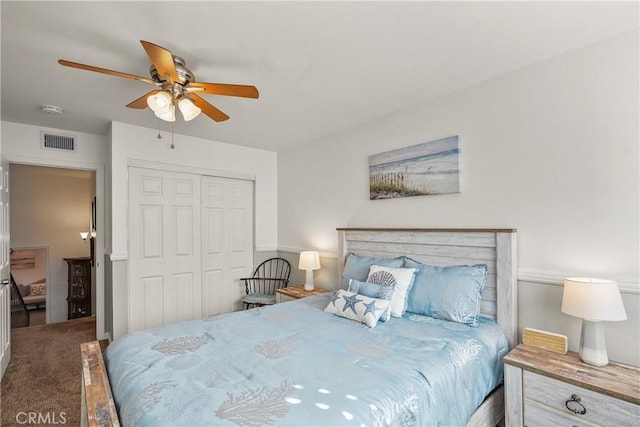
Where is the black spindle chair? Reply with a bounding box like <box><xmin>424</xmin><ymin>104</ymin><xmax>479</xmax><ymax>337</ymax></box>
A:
<box><xmin>241</xmin><ymin>258</ymin><xmax>291</xmax><ymax>309</ymax></box>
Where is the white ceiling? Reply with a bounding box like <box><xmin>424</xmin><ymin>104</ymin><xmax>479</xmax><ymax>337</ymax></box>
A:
<box><xmin>1</xmin><ymin>1</ymin><xmax>638</xmax><ymax>152</ymax></box>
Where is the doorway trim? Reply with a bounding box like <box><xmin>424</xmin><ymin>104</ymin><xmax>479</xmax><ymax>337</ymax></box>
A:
<box><xmin>5</xmin><ymin>154</ymin><xmax>106</xmax><ymax>340</ymax></box>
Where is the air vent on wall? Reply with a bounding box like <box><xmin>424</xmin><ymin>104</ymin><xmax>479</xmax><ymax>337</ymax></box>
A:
<box><xmin>40</xmin><ymin>131</ymin><xmax>76</xmax><ymax>152</ymax></box>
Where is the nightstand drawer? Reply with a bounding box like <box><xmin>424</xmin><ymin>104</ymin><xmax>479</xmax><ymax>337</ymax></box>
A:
<box><xmin>524</xmin><ymin>370</ymin><xmax>638</xmax><ymax>426</ymax></box>
<box><xmin>524</xmin><ymin>400</ymin><xmax>596</xmax><ymax>427</ymax></box>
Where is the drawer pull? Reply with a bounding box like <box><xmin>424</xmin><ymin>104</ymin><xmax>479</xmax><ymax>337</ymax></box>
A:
<box><xmin>565</xmin><ymin>394</ymin><xmax>586</xmax><ymax>415</ymax></box>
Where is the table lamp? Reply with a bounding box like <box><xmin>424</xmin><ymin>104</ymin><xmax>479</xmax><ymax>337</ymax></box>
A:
<box><xmin>298</xmin><ymin>251</ymin><xmax>321</xmax><ymax>291</ymax></box>
<box><xmin>561</xmin><ymin>277</ymin><xmax>627</xmax><ymax>366</ymax></box>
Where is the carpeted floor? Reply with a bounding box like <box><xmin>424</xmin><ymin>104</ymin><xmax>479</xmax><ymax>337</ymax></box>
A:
<box><xmin>0</xmin><ymin>316</ymin><xmax>102</xmax><ymax>426</ymax></box>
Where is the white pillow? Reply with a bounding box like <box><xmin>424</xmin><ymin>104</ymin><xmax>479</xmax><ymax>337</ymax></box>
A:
<box><xmin>367</xmin><ymin>265</ymin><xmax>416</xmax><ymax>317</ymax></box>
<box><xmin>324</xmin><ymin>290</ymin><xmax>391</xmax><ymax>328</ymax></box>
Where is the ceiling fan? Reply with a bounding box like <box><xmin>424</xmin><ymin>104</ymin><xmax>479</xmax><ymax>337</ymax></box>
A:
<box><xmin>58</xmin><ymin>40</ymin><xmax>259</xmax><ymax>123</ymax></box>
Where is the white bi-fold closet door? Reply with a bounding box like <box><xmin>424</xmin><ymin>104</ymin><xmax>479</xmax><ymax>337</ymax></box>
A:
<box><xmin>128</xmin><ymin>167</ymin><xmax>253</xmax><ymax>333</ymax></box>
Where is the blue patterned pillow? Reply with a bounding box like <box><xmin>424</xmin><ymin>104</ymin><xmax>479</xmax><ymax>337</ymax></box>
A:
<box><xmin>348</xmin><ymin>279</ymin><xmax>394</xmax><ymax>321</ymax></box>
<box><xmin>406</xmin><ymin>263</ymin><xmax>488</xmax><ymax>327</ymax></box>
<box><xmin>340</xmin><ymin>253</ymin><xmax>404</xmax><ymax>289</ymax></box>
<box><xmin>348</xmin><ymin>278</ymin><xmax>395</xmax><ymax>300</ymax></box>
<box><xmin>324</xmin><ymin>290</ymin><xmax>391</xmax><ymax>328</ymax></box>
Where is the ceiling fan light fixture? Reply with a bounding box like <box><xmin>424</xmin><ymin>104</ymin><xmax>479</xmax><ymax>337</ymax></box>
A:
<box><xmin>147</xmin><ymin>91</ymin><xmax>172</xmax><ymax>114</ymax></box>
<box><xmin>59</xmin><ymin>40</ymin><xmax>259</xmax><ymax>125</ymax></box>
<box><xmin>178</xmin><ymin>98</ymin><xmax>201</xmax><ymax>121</ymax></box>
<box><xmin>155</xmin><ymin>105</ymin><xmax>176</xmax><ymax>122</ymax></box>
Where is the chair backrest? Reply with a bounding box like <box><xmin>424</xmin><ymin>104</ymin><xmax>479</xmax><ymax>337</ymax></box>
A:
<box><xmin>245</xmin><ymin>258</ymin><xmax>291</xmax><ymax>296</ymax></box>
<box><xmin>10</xmin><ymin>274</ymin><xmax>30</xmax><ymax>328</ymax></box>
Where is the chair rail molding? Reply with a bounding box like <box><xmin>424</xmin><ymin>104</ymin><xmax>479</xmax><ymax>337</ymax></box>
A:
<box><xmin>278</xmin><ymin>246</ymin><xmax>337</xmax><ymax>260</ymax></box>
<box><xmin>518</xmin><ymin>269</ymin><xmax>639</xmax><ymax>295</ymax></box>
<box><xmin>276</xmin><ymin>249</ymin><xmax>639</xmax><ymax>296</ymax></box>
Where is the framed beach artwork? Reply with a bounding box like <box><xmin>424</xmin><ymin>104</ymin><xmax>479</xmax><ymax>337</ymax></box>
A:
<box><xmin>369</xmin><ymin>135</ymin><xmax>460</xmax><ymax>200</ymax></box>
<box><xmin>10</xmin><ymin>249</ymin><xmax>36</xmax><ymax>269</ymax></box>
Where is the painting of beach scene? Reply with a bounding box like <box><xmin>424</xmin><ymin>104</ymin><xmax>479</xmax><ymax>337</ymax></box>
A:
<box><xmin>369</xmin><ymin>135</ymin><xmax>460</xmax><ymax>200</ymax></box>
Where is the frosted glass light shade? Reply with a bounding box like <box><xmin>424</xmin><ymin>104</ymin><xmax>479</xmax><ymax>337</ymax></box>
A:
<box><xmin>147</xmin><ymin>91</ymin><xmax>172</xmax><ymax>114</ymax></box>
<box><xmin>178</xmin><ymin>98</ymin><xmax>201</xmax><ymax>121</ymax></box>
<box><xmin>298</xmin><ymin>251</ymin><xmax>321</xmax><ymax>271</ymax></box>
<box><xmin>154</xmin><ymin>106</ymin><xmax>176</xmax><ymax>122</ymax></box>
<box><xmin>80</xmin><ymin>232</ymin><xmax>89</xmax><ymax>240</ymax></box>
<box><xmin>562</xmin><ymin>278</ymin><xmax>627</xmax><ymax>321</ymax></box>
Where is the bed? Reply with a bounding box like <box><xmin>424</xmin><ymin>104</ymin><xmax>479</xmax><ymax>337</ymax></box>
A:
<box><xmin>81</xmin><ymin>228</ymin><xmax>517</xmax><ymax>427</ymax></box>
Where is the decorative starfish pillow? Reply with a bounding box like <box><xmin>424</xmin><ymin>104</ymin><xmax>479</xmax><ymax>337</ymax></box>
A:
<box><xmin>347</xmin><ymin>279</ymin><xmax>394</xmax><ymax>321</ymax></box>
<box><xmin>324</xmin><ymin>290</ymin><xmax>391</xmax><ymax>328</ymax></box>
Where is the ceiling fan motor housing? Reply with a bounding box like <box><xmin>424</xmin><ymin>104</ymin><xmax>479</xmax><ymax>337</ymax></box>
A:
<box><xmin>150</xmin><ymin>55</ymin><xmax>194</xmax><ymax>85</ymax></box>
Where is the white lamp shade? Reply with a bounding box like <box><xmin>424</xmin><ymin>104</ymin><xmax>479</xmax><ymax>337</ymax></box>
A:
<box><xmin>147</xmin><ymin>91</ymin><xmax>172</xmax><ymax>114</ymax></box>
<box><xmin>154</xmin><ymin>106</ymin><xmax>176</xmax><ymax>122</ymax></box>
<box><xmin>561</xmin><ymin>278</ymin><xmax>627</xmax><ymax>321</ymax></box>
<box><xmin>298</xmin><ymin>251</ymin><xmax>321</xmax><ymax>271</ymax></box>
<box><xmin>178</xmin><ymin>98</ymin><xmax>202</xmax><ymax>121</ymax></box>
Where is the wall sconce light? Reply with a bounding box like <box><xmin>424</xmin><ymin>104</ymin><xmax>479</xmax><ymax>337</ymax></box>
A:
<box><xmin>80</xmin><ymin>231</ymin><xmax>97</xmax><ymax>242</ymax></box>
<box><xmin>298</xmin><ymin>251</ymin><xmax>321</xmax><ymax>291</ymax></box>
<box><xmin>561</xmin><ymin>277</ymin><xmax>627</xmax><ymax>366</ymax></box>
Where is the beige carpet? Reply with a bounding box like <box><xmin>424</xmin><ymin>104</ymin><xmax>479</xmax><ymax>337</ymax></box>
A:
<box><xmin>0</xmin><ymin>316</ymin><xmax>100</xmax><ymax>426</ymax></box>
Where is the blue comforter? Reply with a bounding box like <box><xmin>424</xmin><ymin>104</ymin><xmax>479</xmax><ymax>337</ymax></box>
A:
<box><xmin>105</xmin><ymin>293</ymin><xmax>508</xmax><ymax>426</ymax></box>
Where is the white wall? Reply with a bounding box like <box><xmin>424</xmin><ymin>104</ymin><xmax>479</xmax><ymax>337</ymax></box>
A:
<box><xmin>109</xmin><ymin>121</ymin><xmax>278</xmax><ymax>339</ymax></box>
<box><xmin>10</xmin><ymin>165</ymin><xmax>93</xmax><ymax>322</ymax></box>
<box><xmin>278</xmin><ymin>30</ymin><xmax>639</xmax><ymax>365</ymax></box>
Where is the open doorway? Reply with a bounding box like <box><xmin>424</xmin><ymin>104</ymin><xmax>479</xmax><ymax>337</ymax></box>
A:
<box><xmin>9</xmin><ymin>164</ymin><xmax>96</xmax><ymax>326</ymax></box>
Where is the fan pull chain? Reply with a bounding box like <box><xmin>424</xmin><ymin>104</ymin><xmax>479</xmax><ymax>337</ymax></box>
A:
<box><xmin>170</xmin><ymin>123</ymin><xmax>175</xmax><ymax>149</ymax></box>
<box><xmin>157</xmin><ymin>118</ymin><xmax>162</xmax><ymax>139</ymax></box>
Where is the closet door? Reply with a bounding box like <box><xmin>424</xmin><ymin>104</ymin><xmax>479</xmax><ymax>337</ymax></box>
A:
<box><xmin>201</xmin><ymin>176</ymin><xmax>253</xmax><ymax>316</ymax></box>
<box><xmin>128</xmin><ymin>167</ymin><xmax>201</xmax><ymax>332</ymax></box>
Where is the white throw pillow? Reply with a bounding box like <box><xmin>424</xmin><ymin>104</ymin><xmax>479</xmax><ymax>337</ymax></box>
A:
<box><xmin>367</xmin><ymin>265</ymin><xmax>416</xmax><ymax>317</ymax></box>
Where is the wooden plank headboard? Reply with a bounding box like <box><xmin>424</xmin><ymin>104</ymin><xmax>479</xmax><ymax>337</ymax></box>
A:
<box><xmin>337</xmin><ymin>228</ymin><xmax>518</xmax><ymax>349</ymax></box>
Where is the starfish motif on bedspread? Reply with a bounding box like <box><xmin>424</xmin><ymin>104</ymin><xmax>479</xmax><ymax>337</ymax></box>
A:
<box><xmin>342</xmin><ymin>293</ymin><xmax>362</xmax><ymax>314</ymax></box>
<box><xmin>363</xmin><ymin>300</ymin><xmax>381</xmax><ymax>317</ymax></box>
<box><xmin>328</xmin><ymin>292</ymin><xmax>340</xmax><ymax>307</ymax></box>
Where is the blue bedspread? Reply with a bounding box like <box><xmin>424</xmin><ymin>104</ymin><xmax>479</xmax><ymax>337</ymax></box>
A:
<box><xmin>105</xmin><ymin>293</ymin><xmax>508</xmax><ymax>426</ymax></box>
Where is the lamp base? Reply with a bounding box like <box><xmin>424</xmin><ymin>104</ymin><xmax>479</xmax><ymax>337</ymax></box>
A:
<box><xmin>579</xmin><ymin>319</ymin><xmax>608</xmax><ymax>366</ymax></box>
<box><xmin>304</xmin><ymin>270</ymin><xmax>315</xmax><ymax>292</ymax></box>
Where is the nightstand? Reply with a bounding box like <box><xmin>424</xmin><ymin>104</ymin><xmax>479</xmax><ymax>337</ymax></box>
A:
<box><xmin>504</xmin><ymin>344</ymin><xmax>640</xmax><ymax>426</ymax></box>
<box><xmin>275</xmin><ymin>285</ymin><xmax>328</xmax><ymax>303</ymax></box>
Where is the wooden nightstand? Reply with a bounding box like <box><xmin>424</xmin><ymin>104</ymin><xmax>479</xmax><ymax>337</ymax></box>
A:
<box><xmin>275</xmin><ymin>285</ymin><xmax>328</xmax><ymax>303</ymax></box>
<box><xmin>504</xmin><ymin>344</ymin><xmax>640</xmax><ymax>427</ymax></box>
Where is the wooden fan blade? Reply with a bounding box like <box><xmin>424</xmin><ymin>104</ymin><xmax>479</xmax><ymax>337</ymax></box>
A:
<box><xmin>190</xmin><ymin>94</ymin><xmax>230</xmax><ymax>122</ymax></box>
<box><xmin>58</xmin><ymin>60</ymin><xmax>155</xmax><ymax>85</ymax></box>
<box><xmin>189</xmin><ymin>82</ymin><xmax>259</xmax><ymax>99</ymax></box>
<box><xmin>140</xmin><ymin>40</ymin><xmax>178</xmax><ymax>82</ymax></box>
<box><xmin>126</xmin><ymin>90</ymin><xmax>160</xmax><ymax>109</ymax></box>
